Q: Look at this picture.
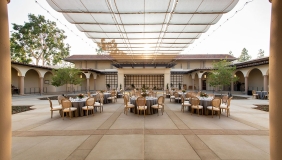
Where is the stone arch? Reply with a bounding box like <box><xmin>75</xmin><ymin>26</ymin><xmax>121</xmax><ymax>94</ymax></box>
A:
<box><xmin>43</xmin><ymin>71</ymin><xmax>56</xmax><ymax>93</ymax></box>
<box><xmin>24</xmin><ymin>69</ymin><xmax>40</xmax><ymax>94</ymax></box>
<box><xmin>248</xmin><ymin>68</ymin><xmax>264</xmax><ymax>91</ymax></box>
<box><xmin>234</xmin><ymin>70</ymin><xmax>245</xmax><ymax>91</ymax></box>
<box><xmin>11</xmin><ymin>67</ymin><xmax>21</xmax><ymax>88</ymax></box>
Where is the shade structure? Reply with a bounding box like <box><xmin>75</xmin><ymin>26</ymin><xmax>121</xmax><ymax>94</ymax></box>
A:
<box><xmin>47</xmin><ymin>0</ymin><xmax>239</xmax><ymax>58</ymax></box>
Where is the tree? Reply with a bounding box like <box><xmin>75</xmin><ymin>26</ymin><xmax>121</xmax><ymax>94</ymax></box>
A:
<box><xmin>10</xmin><ymin>14</ymin><xmax>70</xmax><ymax>65</ymax></box>
<box><xmin>229</xmin><ymin>51</ymin><xmax>233</xmax><ymax>56</ymax></box>
<box><xmin>257</xmin><ymin>49</ymin><xmax>265</xmax><ymax>58</ymax></box>
<box><xmin>51</xmin><ymin>67</ymin><xmax>82</xmax><ymax>92</ymax></box>
<box><xmin>238</xmin><ymin>48</ymin><xmax>252</xmax><ymax>62</ymax></box>
<box><xmin>208</xmin><ymin>59</ymin><xmax>239</xmax><ymax>93</ymax></box>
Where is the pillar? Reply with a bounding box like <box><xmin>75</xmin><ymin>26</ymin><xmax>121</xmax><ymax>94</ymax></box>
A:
<box><xmin>270</xmin><ymin>0</ymin><xmax>282</xmax><ymax>159</ymax></box>
<box><xmin>86</xmin><ymin>78</ymin><xmax>89</xmax><ymax>92</ymax></box>
<box><xmin>40</xmin><ymin>77</ymin><xmax>43</xmax><ymax>95</ymax></box>
<box><xmin>231</xmin><ymin>81</ymin><xmax>234</xmax><ymax>92</ymax></box>
<box><xmin>244</xmin><ymin>77</ymin><xmax>248</xmax><ymax>95</ymax></box>
<box><xmin>198</xmin><ymin>78</ymin><xmax>202</xmax><ymax>91</ymax></box>
<box><xmin>0</xmin><ymin>0</ymin><xmax>11</xmax><ymax>159</ymax></box>
<box><xmin>192</xmin><ymin>78</ymin><xmax>194</xmax><ymax>91</ymax></box>
<box><xmin>19</xmin><ymin>76</ymin><xmax>24</xmax><ymax>95</ymax></box>
<box><xmin>263</xmin><ymin>75</ymin><xmax>268</xmax><ymax>91</ymax></box>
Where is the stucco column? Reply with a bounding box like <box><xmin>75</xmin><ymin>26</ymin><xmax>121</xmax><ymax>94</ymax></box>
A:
<box><xmin>231</xmin><ymin>81</ymin><xmax>234</xmax><ymax>92</ymax></box>
<box><xmin>19</xmin><ymin>76</ymin><xmax>25</xmax><ymax>95</ymax></box>
<box><xmin>0</xmin><ymin>0</ymin><xmax>11</xmax><ymax>159</ymax></box>
<box><xmin>198</xmin><ymin>78</ymin><xmax>202</xmax><ymax>91</ymax></box>
<box><xmin>40</xmin><ymin>77</ymin><xmax>43</xmax><ymax>95</ymax></box>
<box><xmin>270</xmin><ymin>1</ymin><xmax>282</xmax><ymax>159</ymax></box>
<box><xmin>263</xmin><ymin>75</ymin><xmax>268</xmax><ymax>91</ymax></box>
<box><xmin>86</xmin><ymin>78</ymin><xmax>89</xmax><ymax>92</ymax></box>
<box><xmin>244</xmin><ymin>77</ymin><xmax>248</xmax><ymax>95</ymax></box>
<box><xmin>192</xmin><ymin>78</ymin><xmax>195</xmax><ymax>91</ymax></box>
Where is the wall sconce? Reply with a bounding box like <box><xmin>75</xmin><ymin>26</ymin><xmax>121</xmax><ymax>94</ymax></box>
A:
<box><xmin>80</xmin><ymin>74</ymin><xmax>82</xmax><ymax>78</ymax></box>
<box><xmin>204</xmin><ymin>75</ymin><xmax>206</xmax><ymax>79</ymax></box>
<box><xmin>17</xmin><ymin>72</ymin><xmax>20</xmax><ymax>76</ymax></box>
<box><xmin>234</xmin><ymin>74</ymin><xmax>236</xmax><ymax>77</ymax></box>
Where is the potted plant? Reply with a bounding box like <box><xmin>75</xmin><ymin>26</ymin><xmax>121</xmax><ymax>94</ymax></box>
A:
<box><xmin>120</xmin><ymin>83</ymin><xmax>122</xmax><ymax>90</ymax></box>
<box><xmin>167</xmin><ymin>83</ymin><xmax>169</xmax><ymax>90</ymax></box>
<box><xmin>131</xmin><ymin>84</ymin><xmax>135</xmax><ymax>89</ymax></box>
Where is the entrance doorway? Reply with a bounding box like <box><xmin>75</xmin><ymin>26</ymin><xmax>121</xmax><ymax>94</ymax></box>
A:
<box><xmin>202</xmin><ymin>80</ymin><xmax>206</xmax><ymax>90</ymax></box>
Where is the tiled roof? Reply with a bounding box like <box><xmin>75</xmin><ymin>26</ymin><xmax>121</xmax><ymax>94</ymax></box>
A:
<box><xmin>176</xmin><ymin>54</ymin><xmax>237</xmax><ymax>60</ymax></box>
<box><xmin>12</xmin><ymin>61</ymin><xmax>54</xmax><ymax>70</ymax></box>
<box><xmin>65</xmin><ymin>55</ymin><xmax>114</xmax><ymax>61</ymax></box>
<box><xmin>65</xmin><ymin>54</ymin><xmax>237</xmax><ymax>61</ymax></box>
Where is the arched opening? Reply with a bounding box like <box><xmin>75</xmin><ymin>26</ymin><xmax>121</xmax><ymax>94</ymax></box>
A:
<box><xmin>43</xmin><ymin>71</ymin><xmax>56</xmax><ymax>93</ymax></box>
<box><xmin>24</xmin><ymin>69</ymin><xmax>40</xmax><ymax>94</ymax></box>
<box><xmin>89</xmin><ymin>73</ymin><xmax>95</xmax><ymax>92</ymax></box>
<box><xmin>248</xmin><ymin>68</ymin><xmax>264</xmax><ymax>91</ymax></box>
<box><xmin>234</xmin><ymin>71</ymin><xmax>245</xmax><ymax>92</ymax></box>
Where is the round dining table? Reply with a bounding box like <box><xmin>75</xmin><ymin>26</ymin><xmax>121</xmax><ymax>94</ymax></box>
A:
<box><xmin>130</xmin><ymin>96</ymin><xmax>158</xmax><ymax>115</ymax></box>
<box><xmin>91</xmin><ymin>93</ymin><xmax>111</xmax><ymax>104</ymax></box>
<box><xmin>70</xmin><ymin>99</ymin><xmax>87</xmax><ymax>117</ymax></box>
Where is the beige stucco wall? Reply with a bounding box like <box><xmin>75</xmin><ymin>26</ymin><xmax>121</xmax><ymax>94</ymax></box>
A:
<box><xmin>95</xmin><ymin>75</ymin><xmax>106</xmax><ymax>90</ymax></box>
<box><xmin>24</xmin><ymin>69</ymin><xmax>40</xmax><ymax>93</ymax></box>
<box><xmin>248</xmin><ymin>68</ymin><xmax>264</xmax><ymax>90</ymax></box>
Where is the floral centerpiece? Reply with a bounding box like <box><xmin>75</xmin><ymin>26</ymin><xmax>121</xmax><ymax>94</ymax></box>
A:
<box><xmin>141</xmin><ymin>88</ymin><xmax>148</xmax><ymax>97</ymax></box>
<box><xmin>78</xmin><ymin>93</ymin><xmax>84</xmax><ymax>99</ymax></box>
<box><xmin>182</xmin><ymin>90</ymin><xmax>186</xmax><ymax>93</ymax></box>
<box><xmin>200</xmin><ymin>92</ymin><xmax>208</xmax><ymax>97</ymax></box>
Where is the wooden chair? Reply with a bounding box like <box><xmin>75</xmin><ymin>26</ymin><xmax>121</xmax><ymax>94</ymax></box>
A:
<box><xmin>61</xmin><ymin>99</ymin><xmax>77</xmax><ymax>120</ymax></box>
<box><xmin>136</xmin><ymin>97</ymin><xmax>147</xmax><ymax>117</ymax></box>
<box><xmin>94</xmin><ymin>93</ymin><xmax>104</xmax><ymax>113</ymax></box>
<box><xmin>47</xmin><ymin>97</ymin><xmax>62</xmax><ymax>118</ymax></box>
<box><xmin>207</xmin><ymin>98</ymin><xmax>221</xmax><ymax>118</ymax></box>
<box><xmin>169</xmin><ymin>91</ymin><xmax>176</xmax><ymax>102</ymax></box>
<box><xmin>181</xmin><ymin>96</ymin><xmax>191</xmax><ymax>113</ymax></box>
<box><xmin>151</xmin><ymin>96</ymin><xmax>165</xmax><ymax>116</ymax></box>
<box><xmin>190</xmin><ymin>97</ymin><xmax>203</xmax><ymax>116</ymax></box>
<box><xmin>220</xmin><ymin>97</ymin><xmax>232</xmax><ymax>117</ymax></box>
<box><xmin>264</xmin><ymin>91</ymin><xmax>269</xmax><ymax>100</ymax></box>
<box><xmin>124</xmin><ymin>96</ymin><xmax>135</xmax><ymax>115</ymax></box>
<box><xmin>252</xmin><ymin>90</ymin><xmax>259</xmax><ymax>99</ymax></box>
<box><xmin>82</xmin><ymin>97</ymin><xmax>95</xmax><ymax>116</ymax></box>
<box><xmin>107</xmin><ymin>91</ymin><xmax>116</xmax><ymax>103</ymax></box>
<box><xmin>57</xmin><ymin>95</ymin><xmax>65</xmax><ymax>106</ymax></box>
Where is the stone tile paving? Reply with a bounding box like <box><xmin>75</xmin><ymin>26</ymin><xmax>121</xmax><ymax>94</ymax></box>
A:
<box><xmin>12</xmin><ymin>94</ymin><xmax>270</xmax><ymax>160</ymax></box>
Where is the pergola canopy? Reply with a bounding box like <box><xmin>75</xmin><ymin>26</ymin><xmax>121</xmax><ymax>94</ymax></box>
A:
<box><xmin>47</xmin><ymin>0</ymin><xmax>238</xmax><ymax>56</ymax></box>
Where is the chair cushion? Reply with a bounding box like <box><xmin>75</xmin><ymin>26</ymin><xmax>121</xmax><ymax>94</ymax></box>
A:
<box><xmin>220</xmin><ymin>104</ymin><xmax>227</xmax><ymax>108</ymax></box>
<box><xmin>137</xmin><ymin>106</ymin><xmax>147</xmax><ymax>110</ymax></box>
<box><xmin>52</xmin><ymin>106</ymin><xmax>62</xmax><ymax>110</ymax></box>
<box><xmin>82</xmin><ymin>106</ymin><xmax>94</xmax><ymax>110</ymax></box>
<box><xmin>170</xmin><ymin>96</ymin><xmax>175</xmax><ymax>98</ymax></box>
<box><xmin>151</xmin><ymin>104</ymin><xmax>163</xmax><ymax>108</ymax></box>
<box><xmin>125</xmin><ymin>104</ymin><xmax>135</xmax><ymax>108</ymax></box>
<box><xmin>94</xmin><ymin>103</ymin><xmax>103</xmax><ymax>107</ymax></box>
<box><xmin>182</xmin><ymin>103</ymin><xmax>191</xmax><ymax>106</ymax></box>
<box><xmin>191</xmin><ymin>105</ymin><xmax>203</xmax><ymax>109</ymax></box>
<box><xmin>62</xmin><ymin>107</ymin><xmax>77</xmax><ymax>112</ymax></box>
<box><xmin>207</xmin><ymin>106</ymin><xmax>220</xmax><ymax>111</ymax></box>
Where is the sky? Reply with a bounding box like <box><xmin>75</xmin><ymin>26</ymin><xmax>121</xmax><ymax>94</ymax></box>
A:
<box><xmin>7</xmin><ymin>0</ymin><xmax>272</xmax><ymax>59</ymax></box>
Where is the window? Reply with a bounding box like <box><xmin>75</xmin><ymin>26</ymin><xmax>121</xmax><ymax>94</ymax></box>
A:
<box><xmin>106</xmin><ymin>73</ymin><xmax>118</xmax><ymax>89</ymax></box>
<box><xmin>124</xmin><ymin>74</ymin><xmax>164</xmax><ymax>90</ymax></box>
<box><xmin>170</xmin><ymin>74</ymin><xmax>183</xmax><ymax>89</ymax></box>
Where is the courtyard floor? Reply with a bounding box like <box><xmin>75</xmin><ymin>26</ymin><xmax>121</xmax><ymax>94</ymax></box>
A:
<box><xmin>11</xmin><ymin>93</ymin><xmax>269</xmax><ymax>160</ymax></box>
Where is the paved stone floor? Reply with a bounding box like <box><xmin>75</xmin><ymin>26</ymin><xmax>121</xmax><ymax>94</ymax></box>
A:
<box><xmin>11</xmin><ymin>93</ymin><xmax>270</xmax><ymax>160</ymax></box>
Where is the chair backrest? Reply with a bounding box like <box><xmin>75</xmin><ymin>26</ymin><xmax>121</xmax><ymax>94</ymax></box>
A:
<box><xmin>58</xmin><ymin>95</ymin><xmax>65</xmax><ymax>105</ymax></box>
<box><xmin>61</xmin><ymin>99</ymin><xmax>72</xmax><ymax>110</ymax></box>
<box><xmin>111</xmin><ymin>91</ymin><xmax>116</xmax><ymax>97</ymax></box>
<box><xmin>124</xmin><ymin>94</ymin><xmax>130</xmax><ymax>102</ymax></box>
<box><xmin>136</xmin><ymin>97</ymin><xmax>146</xmax><ymax>106</ymax></box>
<box><xmin>157</xmin><ymin>96</ymin><xmax>164</xmax><ymax>105</ymax></box>
<box><xmin>221</xmin><ymin>95</ymin><xmax>228</xmax><ymax>104</ymax></box>
<box><xmin>87</xmin><ymin>92</ymin><xmax>91</xmax><ymax>97</ymax></box>
<box><xmin>191</xmin><ymin>97</ymin><xmax>200</xmax><ymax>106</ymax></box>
<box><xmin>86</xmin><ymin>97</ymin><xmax>95</xmax><ymax>106</ymax></box>
<box><xmin>212</xmin><ymin>98</ymin><xmax>221</xmax><ymax>108</ymax></box>
<box><xmin>47</xmin><ymin>97</ymin><xmax>53</xmax><ymax>109</ymax></box>
<box><xmin>99</xmin><ymin>93</ymin><xmax>104</xmax><ymax>104</ymax></box>
<box><xmin>185</xmin><ymin>92</ymin><xmax>192</xmax><ymax>98</ymax></box>
<box><xmin>227</xmin><ymin>97</ymin><xmax>232</xmax><ymax>108</ymax></box>
<box><xmin>252</xmin><ymin>90</ymin><xmax>256</xmax><ymax>94</ymax></box>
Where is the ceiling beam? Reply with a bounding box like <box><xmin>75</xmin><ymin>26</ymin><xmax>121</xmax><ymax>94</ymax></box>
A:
<box><xmin>82</xmin><ymin>31</ymin><xmax>204</xmax><ymax>34</ymax></box>
<box><xmin>72</xmin><ymin>22</ymin><xmax>214</xmax><ymax>25</ymax></box>
<box><xmin>60</xmin><ymin>11</ymin><xmax>225</xmax><ymax>14</ymax></box>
